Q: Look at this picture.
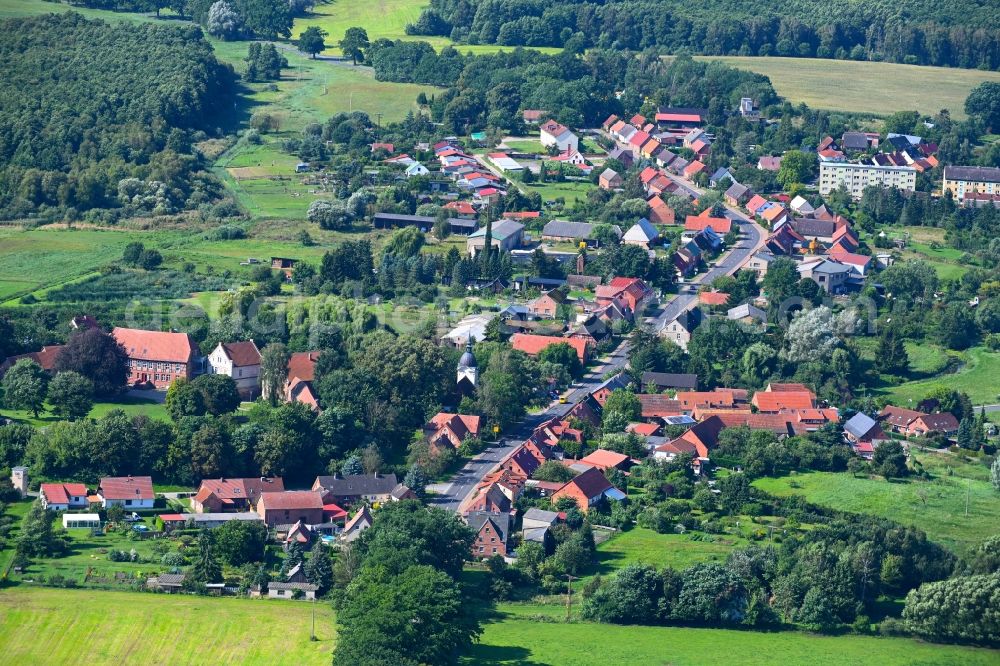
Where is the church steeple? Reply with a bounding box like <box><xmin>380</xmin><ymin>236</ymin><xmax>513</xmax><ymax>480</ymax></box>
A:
<box><xmin>457</xmin><ymin>338</ymin><xmax>478</xmax><ymax>392</ymax></box>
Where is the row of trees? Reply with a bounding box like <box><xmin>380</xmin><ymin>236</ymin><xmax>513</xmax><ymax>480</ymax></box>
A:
<box><xmin>409</xmin><ymin>0</ymin><xmax>1000</xmax><ymax>69</ymax></box>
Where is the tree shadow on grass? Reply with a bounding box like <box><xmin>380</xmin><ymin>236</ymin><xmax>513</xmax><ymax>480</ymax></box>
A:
<box><xmin>463</xmin><ymin>644</ymin><xmax>551</xmax><ymax>666</ymax></box>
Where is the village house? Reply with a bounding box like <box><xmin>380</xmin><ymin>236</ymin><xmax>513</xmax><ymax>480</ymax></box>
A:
<box><xmin>424</xmin><ymin>412</ymin><xmax>483</xmax><ymax>451</ymax></box>
<box><xmin>98</xmin><ymin>476</ymin><xmax>154</xmax><ymax>509</ymax></box>
<box><xmin>268</xmin><ymin>582</ymin><xmax>318</xmax><ymax>600</ymax></box>
<box><xmin>659</xmin><ymin>307</ymin><xmax>702</xmax><ymax>351</ymax></box>
<box><xmin>112</xmin><ymin>327</ymin><xmax>198</xmax><ymax>390</ymax></box>
<box><xmin>541</xmin><ymin>220</ymin><xmax>595</xmax><ymax>244</ymax></box>
<box><xmin>551</xmin><ymin>467</ymin><xmax>624</xmax><ymax>512</ymax></box>
<box><xmin>340</xmin><ymin>505</ymin><xmax>373</xmax><ymax>543</ymax></box>
<box><xmin>539</xmin><ymin>119</ymin><xmax>579</xmax><ymax>153</ymax></box>
<box><xmin>285</xmin><ymin>351</ymin><xmax>320</xmax><ymax>409</ymax></box>
<box><xmin>684</xmin><ymin>212</ymin><xmax>732</xmax><ymax>235</ymax></box>
<box><xmin>599</xmin><ymin>168</ymin><xmax>623</xmax><ymax>190</ymax></box>
<box><xmin>39</xmin><ymin>482</ymin><xmax>88</xmax><ymax>511</ymax></box>
<box><xmin>521</xmin><ymin>507</ymin><xmax>560</xmax><ymax>549</ymax></box>
<box><xmin>0</xmin><ymin>345</ymin><xmax>65</xmax><ymax>379</ymax></box>
<box><xmin>842</xmin><ymin>412</ymin><xmax>888</xmax><ymax>458</ymax></box>
<box><xmin>468</xmin><ymin>511</ymin><xmax>512</xmax><ymax>558</ymax></box>
<box><xmin>879</xmin><ymin>406</ymin><xmax>960</xmax><ymax>438</ymax></box>
<box><xmin>191</xmin><ymin>477</ymin><xmax>284</xmax><ymax>513</ymax></box>
<box><xmin>622</xmin><ymin>218</ymin><xmax>659</xmax><ymax>248</ymax></box>
<box><xmin>466</xmin><ymin>483</ymin><xmax>512</xmax><ymax>514</ymax></box>
<box><xmin>578</xmin><ymin>449</ymin><xmax>633</xmax><ymax>472</ymax></box>
<box><xmin>312</xmin><ymin>473</ymin><xmax>400</xmax><ymax>505</ymax></box>
<box><xmin>255</xmin><ymin>490</ymin><xmax>325</xmax><ymax>527</ymax></box>
<box><xmin>528</xmin><ymin>288</ymin><xmax>567</xmax><ymax>319</ymax></box>
<box><xmin>207</xmin><ymin>340</ymin><xmax>261</xmax><ymax>399</ymax></box>
<box><xmin>595</xmin><ymin>277</ymin><xmax>654</xmax><ymax>315</ymax></box>
<box><xmin>511</xmin><ymin>333</ymin><xmax>590</xmax><ymax>363</ymax></box>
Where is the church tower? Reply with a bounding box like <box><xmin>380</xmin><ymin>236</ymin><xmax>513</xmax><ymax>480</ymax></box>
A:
<box><xmin>457</xmin><ymin>339</ymin><xmax>478</xmax><ymax>394</ymax></box>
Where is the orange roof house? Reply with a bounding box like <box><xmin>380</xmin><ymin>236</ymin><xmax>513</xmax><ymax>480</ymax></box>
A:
<box><xmin>551</xmin><ymin>467</ymin><xmax>621</xmax><ymax>512</ymax></box>
<box><xmin>683</xmin><ymin>160</ymin><xmax>707</xmax><ymax>177</ymax></box>
<box><xmin>578</xmin><ymin>449</ymin><xmax>632</xmax><ymax>472</ymax></box>
<box><xmin>684</xmin><ymin>214</ymin><xmax>732</xmax><ymax>234</ymax></box>
<box><xmin>425</xmin><ymin>412</ymin><xmax>482</xmax><ymax>451</ymax></box>
<box><xmin>192</xmin><ymin>477</ymin><xmax>285</xmax><ymax>513</ymax></box>
<box><xmin>751</xmin><ymin>391</ymin><xmax>816</xmax><ymax>413</ymax></box>
<box><xmin>511</xmin><ymin>333</ymin><xmax>590</xmax><ymax>362</ymax></box>
<box><xmin>699</xmin><ymin>291</ymin><xmax>730</xmax><ymax>307</ymax></box>
<box><xmin>40</xmin><ymin>482</ymin><xmax>88</xmax><ymax>510</ymax></box>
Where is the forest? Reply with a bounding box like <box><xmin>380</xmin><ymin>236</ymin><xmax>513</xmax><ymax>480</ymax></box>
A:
<box><xmin>408</xmin><ymin>0</ymin><xmax>1000</xmax><ymax>70</ymax></box>
<box><xmin>368</xmin><ymin>46</ymin><xmax>777</xmax><ymax>129</ymax></box>
<box><xmin>0</xmin><ymin>13</ymin><xmax>235</xmax><ymax>221</ymax></box>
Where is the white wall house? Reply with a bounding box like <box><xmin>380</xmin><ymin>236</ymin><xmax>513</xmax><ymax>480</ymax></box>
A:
<box><xmin>539</xmin><ymin>119</ymin><xmax>579</xmax><ymax>153</ymax></box>
<box><xmin>208</xmin><ymin>340</ymin><xmax>262</xmax><ymax>399</ymax></box>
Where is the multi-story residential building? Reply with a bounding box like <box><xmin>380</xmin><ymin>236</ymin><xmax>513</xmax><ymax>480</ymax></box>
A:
<box><xmin>112</xmin><ymin>327</ymin><xmax>198</xmax><ymax>389</ymax></box>
<box><xmin>942</xmin><ymin>166</ymin><xmax>1000</xmax><ymax>202</ymax></box>
<box><xmin>819</xmin><ymin>162</ymin><xmax>916</xmax><ymax>198</ymax></box>
<box><xmin>207</xmin><ymin>340</ymin><xmax>262</xmax><ymax>398</ymax></box>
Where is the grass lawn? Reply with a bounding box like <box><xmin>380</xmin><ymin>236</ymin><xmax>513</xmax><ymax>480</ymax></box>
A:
<box><xmin>593</xmin><ymin>528</ymin><xmax>745</xmax><ymax>575</ymax></box>
<box><xmin>882</xmin><ymin>346</ymin><xmax>1000</xmax><ymax>406</ymax></box>
<box><xmin>525</xmin><ymin>180</ymin><xmax>594</xmax><ymax>205</ymax></box>
<box><xmin>0</xmin><ymin>586</ymin><xmax>336</xmax><ymax>665</ymax></box>
<box><xmin>753</xmin><ymin>451</ymin><xmax>1000</xmax><ymax>555</ymax></box>
<box><xmin>502</xmin><ymin>139</ymin><xmax>546</xmax><ymax>154</ymax></box>
<box><xmin>464</xmin><ymin>605</ymin><xmax>1000</xmax><ymax>665</ymax></box>
<box><xmin>689</xmin><ymin>56</ymin><xmax>1000</xmax><ymax>118</ymax></box>
<box><xmin>1</xmin><ymin>396</ymin><xmax>169</xmax><ymax>427</ymax></box>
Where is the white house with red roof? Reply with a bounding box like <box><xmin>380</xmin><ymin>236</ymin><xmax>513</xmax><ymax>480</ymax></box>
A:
<box><xmin>208</xmin><ymin>340</ymin><xmax>261</xmax><ymax>398</ymax></box>
<box><xmin>98</xmin><ymin>476</ymin><xmax>154</xmax><ymax>508</ymax></box>
<box><xmin>539</xmin><ymin>119</ymin><xmax>578</xmax><ymax>152</ymax></box>
<box><xmin>112</xmin><ymin>327</ymin><xmax>198</xmax><ymax>390</ymax></box>
<box><xmin>40</xmin><ymin>482</ymin><xmax>89</xmax><ymax>511</ymax></box>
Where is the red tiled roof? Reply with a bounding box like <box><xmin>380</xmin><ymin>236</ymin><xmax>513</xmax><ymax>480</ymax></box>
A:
<box><xmin>684</xmin><ymin>215</ymin><xmax>731</xmax><ymax>234</ymax></box>
<box><xmin>99</xmin><ymin>476</ymin><xmax>154</xmax><ymax>501</ymax></box>
<box><xmin>579</xmin><ymin>449</ymin><xmax>630</xmax><ymax>470</ymax></box>
<box><xmin>220</xmin><ymin>340</ymin><xmax>261</xmax><ymax>367</ymax></box>
<box><xmin>683</xmin><ymin>160</ymin><xmax>707</xmax><ymax>176</ymax></box>
<box><xmin>259</xmin><ymin>490</ymin><xmax>324</xmax><ymax>511</ymax></box>
<box><xmin>752</xmin><ymin>391</ymin><xmax>815</xmax><ymax>412</ymax></box>
<box><xmin>637</xmin><ymin>394</ymin><xmax>683</xmax><ymax>418</ymax></box>
<box><xmin>112</xmin><ymin>328</ymin><xmax>195</xmax><ymax>364</ymax></box>
<box><xmin>699</xmin><ymin>291</ymin><xmax>730</xmax><ymax>306</ymax></box>
<box><xmin>560</xmin><ymin>467</ymin><xmax>614</xmax><ymax>499</ymax></box>
<box><xmin>676</xmin><ymin>391</ymin><xmax>735</xmax><ymax>410</ymax></box>
<box><xmin>197</xmin><ymin>477</ymin><xmax>284</xmax><ymax>502</ymax></box>
<box><xmin>626</xmin><ymin>422</ymin><xmax>661</xmax><ymax>436</ymax></box>
<box><xmin>445</xmin><ymin>201</ymin><xmax>477</xmax><ymax>215</ymax></box>
<box><xmin>761</xmin><ymin>206</ymin><xmax>787</xmax><ymax>222</ymax></box>
<box><xmin>629</xmin><ymin>131</ymin><xmax>651</xmax><ymax>147</ymax></box>
<box><xmin>746</xmin><ymin>195</ymin><xmax>768</xmax><ymax>213</ymax></box>
<box><xmin>41</xmin><ymin>482</ymin><xmax>87</xmax><ymax>505</ymax></box>
<box><xmin>1</xmin><ymin>345</ymin><xmax>66</xmax><ymax>374</ymax></box>
<box><xmin>511</xmin><ymin>334</ymin><xmax>588</xmax><ymax>361</ymax></box>
<box><xmin>287</xmin><ymin>351</ymin><xmax>320</xmax><ymax>382</ymax></box>
<box><xmin>656</xmin><ymin>113</ymin><xmax>702</xmax><ymax>123</ymax></box>
<box><xmin>767</xmin><ymin>383</ymin><xmax>812</xmax><ymax>393</ymax></box>
<box><xmin>428</xmin><ymin>412</ymin><xmax>482</xmax><ymax>440</ymax></box>
<box><xmin>880</xmin><ymin>405</ymin><xmax>924</xmax><ymax>428</ymax></box>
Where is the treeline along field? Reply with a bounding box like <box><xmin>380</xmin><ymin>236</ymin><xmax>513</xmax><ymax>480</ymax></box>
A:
<box><xmin>408</xmin><ymin>0</ymin><xmax>1000</xmax><ymax>69</ymax></box>
<box><xmin>0</xmin><ymin>13</ymin><xmax>235</xmax><ymax>222</ymax></box>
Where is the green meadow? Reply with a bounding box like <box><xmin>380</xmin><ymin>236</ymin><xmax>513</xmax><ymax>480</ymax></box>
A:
<box><xmin>754</xmin><ymin>451</ymin><xmax>1000</xmax><ymax>555</ymax></box>
<box><xmin>465</xmin><ymin>604</ymin><xmax>1000</xmax><ymax>665</ymax></box>
<box><xmin>0</xmin><ymin>587</ymin><xmax>336</xmax><ymax>665</ymax></box>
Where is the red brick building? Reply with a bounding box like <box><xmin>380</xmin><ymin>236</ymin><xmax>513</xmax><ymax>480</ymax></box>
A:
<box><xmin>468</xmin><ymin>511</ymin><xmax>511</xmax><ymax>558</ymax></box>
<box><xmin>112</xmin><ymin>327</ymin><xmax>198</xmax><ymax>389</ymax></box>
<box><xmin>256</xmin><ymin>491</ymin><xmax>325</xmax><ymax>527</ymax></box>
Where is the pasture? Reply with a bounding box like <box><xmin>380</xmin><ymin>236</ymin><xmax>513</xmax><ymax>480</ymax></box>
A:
<box><xmin>691</xmin><ymin>56</ymin><xmax>1000</xmax><ymax>118</ymax></box>
<box><xmin>594</xmin><ymin>528</ymin><xmax>745</xmax><ymax>574</ymax></box>
<box><xmin>1</xmin><ymin>396</ymin><xmax>169</xmax><ymax>427</ymax></box>
<box><xmin>883</xmin><ymin>346</ymin><xmax>1000</xmax><ymax>406</ymax></box>
<box><xmin>292</xmin><ymin>0</ymin><xmax>560</xmax><ymax>56</ymax></box>
<box><xmin>0</xmin><ymin>587</ymin><xmax>336</xmax><ymax>665</ymax></box>
<box><xmin>464</xmin><ymin>605</ymin><xmax>1000</xmax><ymax>665</ymax></box>
<box><xmin>0</xmin><ymin>227</ymin><xmax>183</xmax><ymax>305</ymax></box>
<box><xmin>753</xmin><ymin>451</ymin><xmax>1000</xmax><ymax>555</ymax></box>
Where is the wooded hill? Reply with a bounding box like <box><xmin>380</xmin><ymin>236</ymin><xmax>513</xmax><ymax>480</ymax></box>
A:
<box><xmin>0</xmin><ymin>13</ymin><xmax>235</xmax><ymax>221</ymax></box>
<box><xmin>408</xmin><ymin>0</ymin><xmax>1000</xmax><ymax>70</ymax></box>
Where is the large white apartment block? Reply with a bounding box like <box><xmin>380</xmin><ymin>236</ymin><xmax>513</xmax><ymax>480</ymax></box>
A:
<box><xmin>819</xmin><ymin>162</ymin><xmax>916</xmax><ymax>198</ymax></box>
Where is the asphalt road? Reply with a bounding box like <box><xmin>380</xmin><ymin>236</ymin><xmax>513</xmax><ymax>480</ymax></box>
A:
<box><xmin>429</xmin><ymin>339</ymin><xmax>631</xmax><ymax>512</ymax></box>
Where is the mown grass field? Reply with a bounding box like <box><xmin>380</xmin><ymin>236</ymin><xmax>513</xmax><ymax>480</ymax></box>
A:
<box><xmin>525</xmin><ymin>180</ymin><xmax>594</xmax><ymax>205</ymax></box>
<box><xmin>754</xmin><ymin>451</ymin><xmax>1000</xmax><ymax>555</ymax></box>
<box><xmin>0</xmin><ymin>587</ymin><xmax>336</xmax><ymax>665</ymax></box>
<box><xmin>1</xmin><ymin>396</ymin><xmax>168</xmax><ymax>427</ymax></box>
<box><xmin>594</xmin><ymin>528</ymin><xmax>745</xmax><ymax>574</ymax></box>
<box><xmin>464</xmin><ymin>604</ymin><xmax>1000</xmax><ymax>665</ymax></box>
<box><xmin>690</xmin><ymin>56</ymin><xmax>1000</xmax><ymax>118</ymax></box>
